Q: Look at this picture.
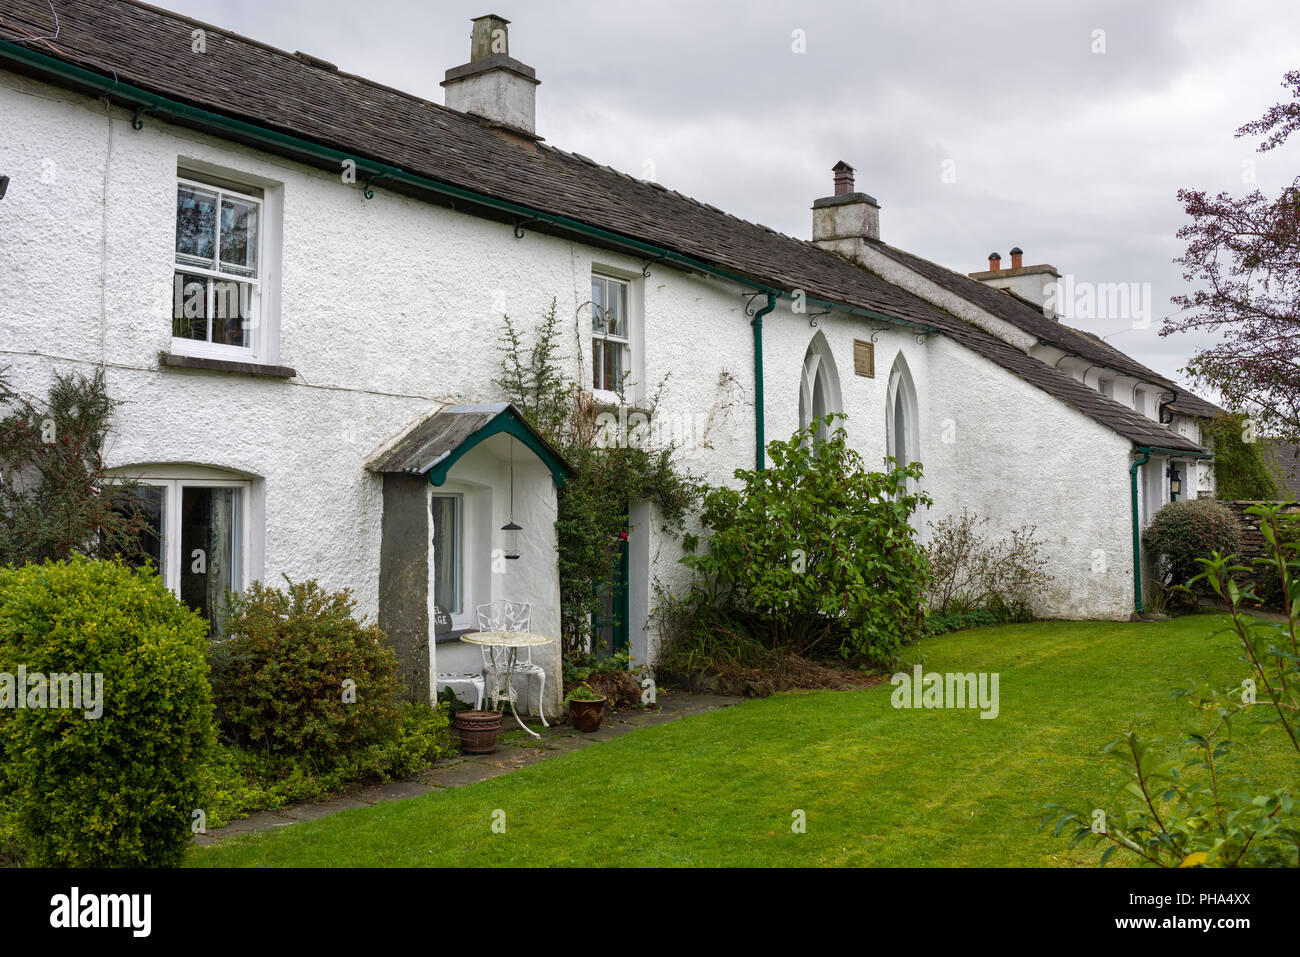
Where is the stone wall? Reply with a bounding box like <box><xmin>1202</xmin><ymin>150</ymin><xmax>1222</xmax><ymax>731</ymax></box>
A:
<box><xmin>1220</xmin><ymin>501</ymin><xmax>1300</xmax><ymax>563</ymax></box>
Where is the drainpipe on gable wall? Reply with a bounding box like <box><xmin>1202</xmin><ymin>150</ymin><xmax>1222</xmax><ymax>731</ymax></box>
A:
<box><xmin>1129</xmin><ymin>448</ymin><xmax>1153</xmax><ymax>614</ymax></box>
<box><xmin>751</xmin><ymin>293</ymin><xmax>777</xmax><ymax>471</ymax></box>
<box><xmin>1130</xmin><ymin>445</ymin><xmax>1216</xmax><ymax>614</ymax></box>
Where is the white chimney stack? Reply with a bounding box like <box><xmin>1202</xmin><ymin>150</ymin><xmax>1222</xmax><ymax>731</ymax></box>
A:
<box><xmin>441</xmin><ymin>15</ymin><xmax>540</xmax><ymax>137</ymax></box>
<box><xmin>812</xmin><ymin>161</ymin><xmax>880</xmax><ymax>245</ymax></box>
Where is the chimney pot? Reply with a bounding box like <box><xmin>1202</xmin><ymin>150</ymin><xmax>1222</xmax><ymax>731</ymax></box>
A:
<box><xmin>1009</xmin><ymin>246</ymin><xmax>1023</xmax><ymax>269</ymax></box>
<box><xmin>988</xmin><ymin>252</ymin><xmax>1002</xmax><ymax>271</ymax></box>
<box><xmin>832</xmin><ymin>160</ymin><xmax>855</xmax><ymax>196</ymax></box>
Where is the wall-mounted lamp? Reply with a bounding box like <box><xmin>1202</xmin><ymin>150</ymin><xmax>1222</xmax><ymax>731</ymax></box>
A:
<box><xmin>0</xmin><ymin>175</ymin><xmax>9</xmax><ymax>200</ymax></box>
<box><xmin>1167</xmin><ymin>463</ymin><xmax>1183</xmax><ymax>501</ymax></box>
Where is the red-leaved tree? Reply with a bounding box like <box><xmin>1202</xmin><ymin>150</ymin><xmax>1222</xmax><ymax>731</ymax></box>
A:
<box><xmin>1161</xmin><ymin>70</ymin><xmax>1300</xmax><ymax>438</ymax></box>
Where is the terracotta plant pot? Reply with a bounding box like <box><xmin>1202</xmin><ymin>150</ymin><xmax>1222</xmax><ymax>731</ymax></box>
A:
<box><xmin>568</xmin><ymin>696</ymin><xmax>607</xmax><ymax>732</ymax></box>
<box><xmin>455</xmin><ymin>709</ymin><xmax>503</xmax><ymax>754</ymax></box>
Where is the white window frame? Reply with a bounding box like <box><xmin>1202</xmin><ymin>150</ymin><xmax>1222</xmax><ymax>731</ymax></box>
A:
<box><xmin>129</xmin><ymin>477</ymin><xmax>251</xmax><ymax>599</ymax></box>
<box><xmin>591</xmin><ymin>273</ymin><xmax>632</xmax><ymax>400</ymax></box>
<box><xmin>171</xmin><ymin>174</ymin><xmax>266</xmax><ymax>361</ymax></box>
<box><xmin>430</xmin><ymin>492</ymin><xmax>465</xmax><ymax>619</ymax></box>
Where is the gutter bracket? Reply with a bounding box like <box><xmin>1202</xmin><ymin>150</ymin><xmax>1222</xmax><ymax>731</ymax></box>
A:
<box><xmin>869</xmin><ymin>323</ymin><xmax>890</xmax><ymax>342</ymax></box>
<box><xmin>641</xmin><ymin>254</ymin><xmax>668</xmax><ymax>278</ymax></box>
<box><xmin>513</xmin><ymin>217</ymin><xmax>541</xmax><ymax>239</ymax></box>
<box><xmin>131</xmin><ymin>105</ymin><xmax>158</xmax><ymax>130</ymax></box>
<box><xmin>806</xmin><ymin>307</ymin><xmax>831</xmax><ymax>329</ymax></box>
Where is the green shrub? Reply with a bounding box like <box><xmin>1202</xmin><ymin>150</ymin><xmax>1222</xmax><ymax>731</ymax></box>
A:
<box><xmin>0</xmin><ymin>558</ymin><xmax>214</xmax><ymax>866</ymax></box>
<box><xmin>201</xmin><ymin>702</ymin><xmax>454</xmax><ymax>827</ymax></box>
<box><xmin>1142</xmin><ymin>498</ymin><xmax>1243</xmax><ymax>588</ymax></box>
<box><xmin>681</xmin><ymin>414</ymin><xmax>931</xmax><ymax>669</ymax></box>
<box><xmin>210</xmin><ymin>578</ymin><xmax>402</xmax><ymax>764</ymax></box>
<box><xmin>925</xmin><ymin>510</ymin><xmax>1051</xmax><ymax>617</ymax></box>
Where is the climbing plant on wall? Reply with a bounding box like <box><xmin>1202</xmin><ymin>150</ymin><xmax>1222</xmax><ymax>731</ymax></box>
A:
<box><xmin>495</xmin><ymin>299</ymin><xmax>699</xmax><ymax>654</ymax></box>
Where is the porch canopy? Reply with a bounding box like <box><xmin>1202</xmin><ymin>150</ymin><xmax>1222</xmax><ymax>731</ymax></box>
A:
<box><xmin>365</xmin><ymin>402</ymin><xmax>571</xmax><ymax>486</ymax></box>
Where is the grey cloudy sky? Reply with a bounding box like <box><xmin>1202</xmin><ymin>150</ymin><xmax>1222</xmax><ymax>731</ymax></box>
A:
<box><xmin>163</xmin><ymin>0</ymin><xmax>1299</xmax><ymax>389</ymax></box>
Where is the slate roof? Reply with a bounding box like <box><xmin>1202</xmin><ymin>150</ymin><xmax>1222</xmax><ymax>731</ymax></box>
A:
<box><xmin>0</xmin><ymin>0</ymin><xmax>1207</xmax><ymax>455</ymax></box>
<box><xmin>1260</xmin><ymin>439</ymin><xmax>1300</xmax><ymax>501</ymax></box>
<box><xmin>867</xmin><ymin>240</ymin><xmax>1224</xmax><ymax>420</ymax></box>
<box><xmin>364</xmin><ymin>402</ymin><xmax>570</xmax><ymax>480</ymax></box>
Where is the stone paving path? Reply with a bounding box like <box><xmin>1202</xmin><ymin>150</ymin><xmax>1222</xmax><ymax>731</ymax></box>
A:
<box><xmin>194</xmin><ymin>691</ymin><xmax>741</xmax><ymax>846</ymax></box>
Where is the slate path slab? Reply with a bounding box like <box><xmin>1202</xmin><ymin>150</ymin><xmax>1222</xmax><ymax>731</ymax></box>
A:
<box><xmin>193</xmin><ymin>691</ymin><xmax>739</xmax><ymax>846</ymax></box>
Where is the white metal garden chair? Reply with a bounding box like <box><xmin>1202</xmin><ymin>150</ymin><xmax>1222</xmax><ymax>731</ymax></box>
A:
<box><xmin>476</xmin><ymin>600</ymin><xmax>547</xmax><ymax>724</ymax></box>
<box><xmin>435</xmin><ymin>670</ymin><xmax>485</xmax><ymax>710</ymax></box>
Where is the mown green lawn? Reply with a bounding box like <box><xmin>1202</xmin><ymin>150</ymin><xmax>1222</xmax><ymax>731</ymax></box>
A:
<box><xmin>188</xmin><ymin>614</ymin><xmax>1294</xmax><ymax>867</ymax></box>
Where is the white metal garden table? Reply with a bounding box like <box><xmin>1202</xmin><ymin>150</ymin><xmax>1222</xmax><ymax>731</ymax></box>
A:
<box><xmin>460</xmin><ymin>630</ymin><xmax>553</xmax><ymax>738</ymax></box>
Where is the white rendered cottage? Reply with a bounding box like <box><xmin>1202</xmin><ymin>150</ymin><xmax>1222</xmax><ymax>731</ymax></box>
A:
<box><xmin>0</xmin><ymin>2</ymin><xmax>1220</xmax><ymax>717</ymax></box>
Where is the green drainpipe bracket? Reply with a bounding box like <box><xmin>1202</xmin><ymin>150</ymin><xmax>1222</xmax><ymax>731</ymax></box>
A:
<box><xmin>750</xmin><ymin>293</ymin><xmax>777</xmax><ymax>472</ymax></box>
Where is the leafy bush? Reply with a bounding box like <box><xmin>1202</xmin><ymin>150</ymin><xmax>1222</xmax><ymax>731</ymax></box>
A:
<box><xmin>210</xmin><ymin>578</ymin><xmax>402</xmax><ymax>764</ymax></box>
<box><xmin>201</xmin><ymin>702</ymin><xmax>454</xmax><ymax>827</ymax></box>
<box><xmin>0</xmin><ymin>558</ymin><xmax>214</xmax><ymax>866</ymax></box>
<box><xmin>925</xmin><ymin>510</ymin><xmax>1051</xmax><ymax>617</ymax></box>
<box><xmin>681</xmin><ymin>415</ymin><xmax>931</xmax><ymax>669</ymax></box>
<box><xmin>1142</xmin><ymin>498</ymin><xmax>1243</xmax><ymax>588</ymax></box>
<box><xmin>1046</xmin><ymin>504</ymin><xmax>1300</xmax><ymax>867</ymax></box>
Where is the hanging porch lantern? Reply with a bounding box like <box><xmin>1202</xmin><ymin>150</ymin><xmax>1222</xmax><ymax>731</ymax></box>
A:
<box><xmin>502</xmin><ymin>437</ymin><xmax>522</xmax><ymax>560</ymax></box>
<box><xmin>1168</xmin><ymin>463</ymin><xmax>1183</xmax><ymax>501</ymax></box>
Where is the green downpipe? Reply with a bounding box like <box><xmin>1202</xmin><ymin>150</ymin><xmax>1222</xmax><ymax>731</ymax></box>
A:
<box><xmin>751</xmin><ymin>294</ymin><xmax>777</xmax><ymax>471</ymax></box>
<box><xmin>1129</xmin><ymin>448</ymin><xmax>1153</xmax><ymax>614</ymax></box>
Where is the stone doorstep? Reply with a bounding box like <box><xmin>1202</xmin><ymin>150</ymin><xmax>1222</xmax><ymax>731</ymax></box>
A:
<box><xmin>196</xmin><ymin>692</ymin><xmax>742</xmax><ymax>845</ymax></box>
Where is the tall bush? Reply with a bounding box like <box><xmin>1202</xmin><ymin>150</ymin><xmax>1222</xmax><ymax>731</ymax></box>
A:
<box><xmin>681</xmin><ymin>415</ymin><xmax>930</xmax><ymax>668</ymax></box>
<box><xmin>0</xmin><ymin>368</ymin><xmax>150</xmax><ymax>566</ymax></box>
<box><xmin>1142</xmin><ymin>498</ymin><xmax>1243</xmax><ymax>588</ymax></box>
<box><xmin>0</xmin><ymin>558</ymin><xmax>214</xmax><ymax>867</ymax></box>
<box><xmin>210</xmin><ymin>578</ymin><xmax>402</xmax><ymax>762</ymax></box>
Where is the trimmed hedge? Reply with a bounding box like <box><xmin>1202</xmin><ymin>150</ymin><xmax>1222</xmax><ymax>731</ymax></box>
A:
<box><xmin>1143</xmin><ymin>499</ymin><xmax>1244</xmax><ymax>588</ymax></box>
<box><xmin>0</xmin><ymin>559</ymin><xmax>214</xmax><ymax>867</ymax></box>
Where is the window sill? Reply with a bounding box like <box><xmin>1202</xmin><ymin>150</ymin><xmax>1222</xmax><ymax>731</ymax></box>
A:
<box><xmin>435</xmin><ymin>627</ymin><xmax>478</xmax><ymax>645</ymax></box>
<box><xmin>159</xmin><ymin>352</ymin><xmax>296</xmax><ymax>379</ymax></box>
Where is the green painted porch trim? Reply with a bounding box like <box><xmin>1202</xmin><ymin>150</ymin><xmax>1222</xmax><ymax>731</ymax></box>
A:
<box><xmin>427</xmin><ymin>408</ymin><xmax>571</xmax><ymax>488</ymax></box>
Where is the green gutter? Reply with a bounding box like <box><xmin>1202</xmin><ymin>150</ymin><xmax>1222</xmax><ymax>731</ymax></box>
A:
<box><xmin>751</xmin><ymin>294</ymin><xmax>777</xmax><ymax>471</ymax></box>
<box><xmin>0</xmin><ymin>36</ymin><xmax>940</xmax><ymax>467</ymax></box>
<box><xmin>1129</xmin><ymin>444</ymin><xmax>1215</xmax><ymax>614</ymax></box>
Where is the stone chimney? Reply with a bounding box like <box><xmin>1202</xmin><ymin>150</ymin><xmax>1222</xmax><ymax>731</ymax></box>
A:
<box><xmin>969</xmin><ymin>246</ymin><xmax>1062</xmax><ymax>314</ymax></box>
<box><xmin>812</xmin><ymin>161</ymin><xmax>880</xmax><ymax>245</ymax></box>
<box><xmin>441</xmin><ymin>15</ymin><xmax>540</xmax><ymax>137</ymax></box>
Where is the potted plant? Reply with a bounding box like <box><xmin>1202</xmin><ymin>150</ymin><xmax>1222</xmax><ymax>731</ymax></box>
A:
<box><xmin>565</xmin><ymin>683</ymin><xmax>607</xmax><ymax>732</ymax></box>
<box><xmin>441</xmin><ymin>687</ymin><xmax>503</xmax><ymax>754</ymax></box>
